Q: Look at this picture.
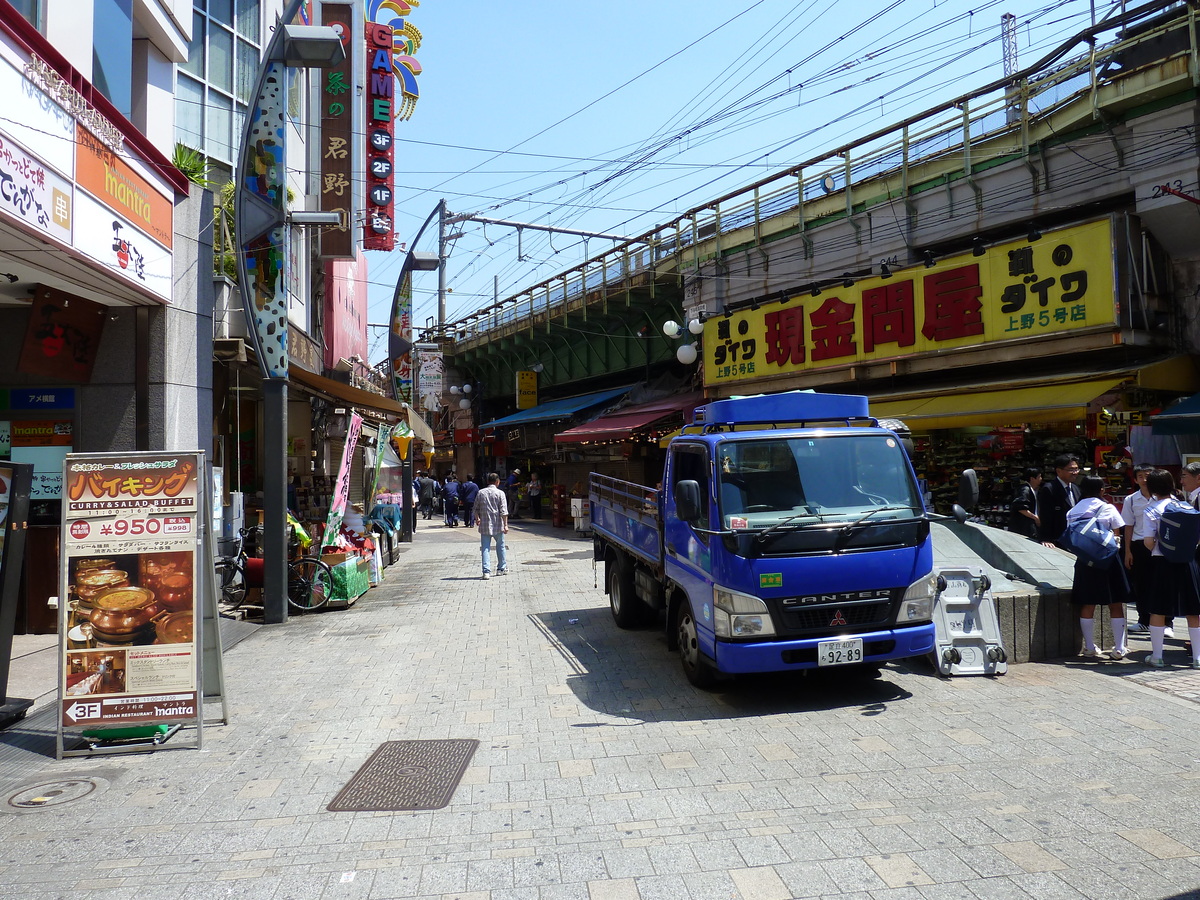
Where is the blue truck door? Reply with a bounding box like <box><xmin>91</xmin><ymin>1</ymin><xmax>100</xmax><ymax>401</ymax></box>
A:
<box><xmin>663</xmin><ymin>444</ymin><xmax>717</xmax><ymax>658</ymax></box>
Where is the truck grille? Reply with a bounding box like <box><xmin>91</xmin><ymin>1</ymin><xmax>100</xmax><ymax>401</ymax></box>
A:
<box><xmin>774</xmin><ymin>589</ymin><xmax>897</xmax><ymax>635</ymax></box>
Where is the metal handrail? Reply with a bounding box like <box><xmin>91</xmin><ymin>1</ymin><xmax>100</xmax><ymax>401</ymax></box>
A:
<box><xmin>446</xmin><ymin>1</ymin><xmax>1189</xmax><ymax>344</ymax></box>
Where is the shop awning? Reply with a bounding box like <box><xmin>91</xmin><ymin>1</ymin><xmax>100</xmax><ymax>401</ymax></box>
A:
<box><xmin>870</xmin><ymin>378</ymin><xmax>1124</xmax><ymax>431</ymax></box>
<box><xmin>554</xmin><ymin>392</ymin><xmax>703</xmax><ymax>444</ymax></box>
<box><xmin>480</xmin><ymin>386</ymin><xmax>631</xmax><ymax>429</ymax></box>
<box><xmin>1150</xmin><ymin>392</ymin><xmax>1200</xmax><ymax>435</ymax></box>
<box><xmin>288</xmin><ymin>367</ymin><xmax>435</xmax><ymax>446</ymax></box>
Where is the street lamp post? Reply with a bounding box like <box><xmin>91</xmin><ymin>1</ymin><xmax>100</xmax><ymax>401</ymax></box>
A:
<box><xmin>389</xmin><ymin>201</ymin><xmax>444</xmax><ymax>543</ymax></box>
<box><xmin>234</xmin><ymin>0</ymin><xmax>345</xmax><ymax>624</ymax></box>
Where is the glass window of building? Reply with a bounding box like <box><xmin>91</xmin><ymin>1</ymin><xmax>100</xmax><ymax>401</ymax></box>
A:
<box><xmin>176</xmin><ymin>0</ymin><xmax>264</xmax><ymax>172</ymax></box>
<box><xmin>9</xmin><ymin>0</ymin><xmax>42</xmax><ymax>29</ymax></box>
<box><xmin>92</xmin><ymin>0</ymin><xmax>134</xmax><ymax>117</ymax></box>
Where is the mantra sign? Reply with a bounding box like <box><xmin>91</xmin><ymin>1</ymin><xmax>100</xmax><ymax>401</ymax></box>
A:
<box><xmin>702</xmin><ymin>219</ymin><xmax>1116</xmax><ymax>386</ymax></box>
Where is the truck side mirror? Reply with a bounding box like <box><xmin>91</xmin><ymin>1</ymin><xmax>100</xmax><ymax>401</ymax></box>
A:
<box><xmin>676</xmin><ymin>480</ymin><xmax>701</xmax><ymax>523</ymax></box>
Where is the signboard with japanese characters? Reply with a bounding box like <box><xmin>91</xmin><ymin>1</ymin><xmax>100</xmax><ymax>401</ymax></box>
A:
<box><xmin>703</xmin><ymin>219</ymin><xmax>1115</xmax><ymax>386</ymax></box>
<box><xmin>0</xmin><ymin>126</ymin><xmax>72</xmax><ymax>244</ymax></box>
<box><xmin>363</xmin><ymin>22</ymin><xmax>395</xmax><ymax>251</ymax></box>
<box><xmin>73</xmin><ymin>190</ymin><xmax>172</xmax><ymax>301</ymax></box>
<box><xmin>57</xmin><ymin>452</ymin><xmax>204</xmax><ymax>745</ymax></box>
<box><xmin>75</xmin><ymin>123</ymin><xmax>172</xmax><ymax>250</ymax></box>
<box><xmin>319</xmin><ymin>2</ymin><xmax>355</xmax><ymax>259</ymax></box>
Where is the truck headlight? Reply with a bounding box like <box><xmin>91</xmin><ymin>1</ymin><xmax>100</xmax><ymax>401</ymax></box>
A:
<box><xmin>713</xmin><ymin>585</ymin><xmax>776</xmax><ymax>638</ymax></box>
<box><xmin>898</xmin><ymin>573</ymin><xmax>936</xmax><ymax>624</ymax></box>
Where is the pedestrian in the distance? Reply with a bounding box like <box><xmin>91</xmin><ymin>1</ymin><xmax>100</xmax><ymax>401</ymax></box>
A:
<box><xmin>1066</xmin><ymin>475</ymin><xmax>1131</xmax><ymax>659</ymax></box>
<box><xmin>458</xmin><ymin>474</ymin><xmax>479</xmax><ymax>528</ymax></box>
<box><xmin>417</xmin><ymin>471</ymin><xmax>435</xmax><ymax>520</ymax></box>
<box><xmin>1007</xmin><ymin>467</ymin><xmax>1042</xmax><ymax>540</ymax></box>
<box><xmin>474</xmin><ymin>472</ymin><xmax>509</xmax><ymax>579</ymax></box>
<box><xmin>528</xmin><ymin>471</ymin><xmax>543</xmax><ymax>519</ymax></box>
<box><xmin>1142</xmin><ymin>468</ymin><xmax>1200</xmax><ymax>668</ymax></box>
<box><xmin>505</xmin><ymin>468</ymin><xmax>522</xmax><ymax>519</ymax></box>
<box><xmin>443</xmin><ymin>473</ymin><xmax>460</xmax><ymax>527</ymax></box>
<box><xmin>1122</xmin><ymin>464</ymin><xmax>1155</xmax><ymax>635</ymax></box>
<box><xmin>1037</xmin><ymin>453</ymin><xmax>1081</xmax><ymax>548</ymax></box>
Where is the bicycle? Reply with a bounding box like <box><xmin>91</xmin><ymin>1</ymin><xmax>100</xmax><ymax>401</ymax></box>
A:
<box><xmin>215</xmin><ymin>524</ymin><xmax>334</xmax><ymax>613</ymax></box>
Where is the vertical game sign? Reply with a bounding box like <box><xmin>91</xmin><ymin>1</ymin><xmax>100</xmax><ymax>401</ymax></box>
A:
<box><xmin>363</xmin><ymin>22</ymin><xmax>395</xmax><ymax>251</ymax></box>
<box><xmin>58</xmin><ymin>453</ymin><xmax>203</xmax><ymax>747</ymax></box>
<box><xmin>319</xmin><ymin>2</ymin><xmax>355</xmax><ymax>259</ymax></box>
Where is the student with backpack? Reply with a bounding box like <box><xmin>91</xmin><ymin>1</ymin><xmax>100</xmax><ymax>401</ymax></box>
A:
<box><xmin>1141</xmin><ymin>469</ymin><xmax>1200</xmax><ymax>668</ymax></box>
<box><xmin>1064</xmin><ymin>476</ymin><xmax>1132</xmax><ymax>660</ymax></box>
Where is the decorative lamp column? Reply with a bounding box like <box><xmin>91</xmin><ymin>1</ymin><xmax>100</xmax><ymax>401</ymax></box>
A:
<box><xmin>235</xmin><ymin>0</ymin><xmax>346</xmax><ymax>623</ymax></box>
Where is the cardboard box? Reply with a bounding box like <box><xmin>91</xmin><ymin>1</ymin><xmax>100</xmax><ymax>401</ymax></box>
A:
<box><xmin>321</xmin><ymin>552</ymin><xmax>350</xmax><ymax>566</ymax></box>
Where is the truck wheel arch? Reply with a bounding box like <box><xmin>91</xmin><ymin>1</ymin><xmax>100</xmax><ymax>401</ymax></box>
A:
<box><xmin>665</xmin><ymin>583</ymin><xmax>685</xmax><ymax>650</ymax></box>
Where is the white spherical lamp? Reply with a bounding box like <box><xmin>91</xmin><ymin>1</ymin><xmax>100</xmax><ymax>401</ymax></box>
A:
<box><xmin>462</xmin><ymin>383</ymin><xmax>472</xmax><ymax>394</ymax></box>
<box><xmin>676</xmin><ymin>343</ymin><xmax>698</xmax><ymax>365</ymax></box>
<box><xmin>449</xmin><ymin>385</ymin><xmax>461</xmax><ymax>395</ymax></box>
<box><xmin>459</xmin><ymin>398</ymin><xmax>472</xmax><ymax>410</ymax></box>
<box><xmin>688</xmin><ymin>318</ymin><xmax>705</xmax><ymax>335</ymax></box>
<box><xmin>662</xmin><ymin>320</ymin><xmax>683</xmax><ymax>338</ymax></box>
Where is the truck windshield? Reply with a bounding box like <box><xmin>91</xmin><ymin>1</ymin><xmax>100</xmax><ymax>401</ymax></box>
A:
<box><xmin>717</xmin><ymin>433</ymin><xmax>922</xmax><ymax>541</ymax></box>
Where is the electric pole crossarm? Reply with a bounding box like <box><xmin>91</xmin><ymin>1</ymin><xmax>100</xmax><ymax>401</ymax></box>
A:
<box><xmin>444</xmin><ymin>213</ymin><xmax>634</xmax><ymax>243</ymax></box>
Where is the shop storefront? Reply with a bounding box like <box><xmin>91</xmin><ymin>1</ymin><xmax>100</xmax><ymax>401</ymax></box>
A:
<box><xmin>698</xmin><ymin>216</ymin><xmax>1198</xmax><ymax>519</ymax></box>
<box><xmin>0</xmin><ymin>17</ymin><xmax>197</xmax><ymax>633</ymax></box>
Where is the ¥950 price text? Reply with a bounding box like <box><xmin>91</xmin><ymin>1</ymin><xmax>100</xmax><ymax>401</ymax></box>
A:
<box><xmin>99</xmin><ymin>517</ymin><xmax>190</xmax><ymax>536</ymax></box>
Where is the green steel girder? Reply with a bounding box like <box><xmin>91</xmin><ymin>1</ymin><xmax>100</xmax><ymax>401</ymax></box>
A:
<box><xmin>451</xmin><ymin>280</ymin><xmax>686</xmax><ymax>410</ymax></box>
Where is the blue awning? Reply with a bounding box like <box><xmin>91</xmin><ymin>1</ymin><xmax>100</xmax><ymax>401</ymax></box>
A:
<box><xmin>481</xmin><ymin>386</ymin><xmax>631</xmax><ymax>428</ymax></box>
<box><xmin>1151</xmin><ymin>392</ymin><xmax>1200</xmax><ymax>436</ymax></box>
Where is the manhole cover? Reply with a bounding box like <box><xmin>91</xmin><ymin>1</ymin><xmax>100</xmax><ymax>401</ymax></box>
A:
<box><xmin>8</xmin><ymin>778</ymin><xmax>101</xmax><ymax>809</ymax></box>
<box><xmin>327</xmin><ymin>739</ymin><xmax>478</xmax><ymax>812</ymax></box>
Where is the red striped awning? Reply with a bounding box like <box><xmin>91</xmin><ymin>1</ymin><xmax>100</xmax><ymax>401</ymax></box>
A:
<box><xmin>554</xmin><ymin>392</ymin><xmax>702</xmax><ymax>444</ymax></box>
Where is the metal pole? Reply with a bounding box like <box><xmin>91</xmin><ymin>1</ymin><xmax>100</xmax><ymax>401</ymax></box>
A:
<box><xmin>400</xmin><ymin>439</ymin><xmax>414</xmax><ymax>543</ymax></box>
<box><xmin>437</xmin><ymin>199</ymin><xmax>447</xmax><ymax>327</ymax></box>
<box><xmin>262</xmin><ymin>379</ymin><xmax>288</xmax><ymax>623</ymax></box>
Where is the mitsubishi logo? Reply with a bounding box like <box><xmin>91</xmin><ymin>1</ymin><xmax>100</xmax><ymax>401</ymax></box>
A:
<box><xmin>829</xmin><ymin>610</ymin><xmax>847</xmax><ymax>626</ymax></box>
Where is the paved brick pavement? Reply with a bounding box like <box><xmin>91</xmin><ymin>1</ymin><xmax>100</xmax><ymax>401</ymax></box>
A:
<box><xmin>2</xmin><ymin>518</ymin><xmax>1200</xmax><ymax>899</ymax></box>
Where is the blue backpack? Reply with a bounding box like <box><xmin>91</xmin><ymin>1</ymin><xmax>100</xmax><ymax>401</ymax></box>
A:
<box><xmin>1060</xmin><ymin>515</ymin><xmax>1119</xmax><ymax>567</ymax></box>
<box><xmin>1158</xmin><ymin>500</ymin><xmax>1200</xmax><ymax>563</ymax></box>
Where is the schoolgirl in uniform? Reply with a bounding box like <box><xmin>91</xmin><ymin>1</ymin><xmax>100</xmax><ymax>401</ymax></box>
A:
<box><xmin>1141</xmin><ymin>469</ymin><xmax>1200</xmax><ymax>668</ymax></box>
<box><xmin>1065</xmin><ymin>476</ymin><xmax>1131</xmax><ymax>659</ymax></box>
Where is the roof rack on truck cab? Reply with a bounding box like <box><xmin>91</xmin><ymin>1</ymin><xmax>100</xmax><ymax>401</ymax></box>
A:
<box><xmin>684</xmin><ymin>391</ymin><xmax>878</xmax><ymax>434</ymax></box>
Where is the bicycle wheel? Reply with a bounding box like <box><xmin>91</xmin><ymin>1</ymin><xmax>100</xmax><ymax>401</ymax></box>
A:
<box><xmin>216</xmin><ymin>560</ymin><xmax>247</xmax><ymax>608</ymax></box>
<box><xmin>287</xmin><ymin>557</ymin><xmax>333</xmax><ymax>612</ymax></box>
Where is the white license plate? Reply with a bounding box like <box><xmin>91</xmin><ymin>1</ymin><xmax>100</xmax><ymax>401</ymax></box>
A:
<box><xmin>817</xmin><ymin>638</ymin><xmax>864</xmax><ymax>667</ymax></box>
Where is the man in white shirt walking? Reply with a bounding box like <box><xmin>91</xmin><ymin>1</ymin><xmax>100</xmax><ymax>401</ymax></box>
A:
<box><xmin>474</xmin><ymin>472</ymin><xmax>510</xmax><ymax>579</ymax></box>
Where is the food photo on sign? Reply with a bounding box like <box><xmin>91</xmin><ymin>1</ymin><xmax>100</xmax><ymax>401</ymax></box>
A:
<box><xmin>66</xmin><ymin>550</ymin><xmax>194</xmax><ymax>650</ymax></box>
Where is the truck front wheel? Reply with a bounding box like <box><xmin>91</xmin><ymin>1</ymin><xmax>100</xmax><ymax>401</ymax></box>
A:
<box><xmin>676</xmin><ymin>601</ymin><xmax>719</xmax><ymax>689</ymax></box>
<box><xmin>608</xmin><ymin>558</ymin><xmax>648</xmax><ymax>628</ymax></box>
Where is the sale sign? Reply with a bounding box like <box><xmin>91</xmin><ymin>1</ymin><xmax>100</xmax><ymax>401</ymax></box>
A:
<box><xmin>57</xmin><ymin>452</ymin><xmax>203</xmax><ymax>735</ymax></box>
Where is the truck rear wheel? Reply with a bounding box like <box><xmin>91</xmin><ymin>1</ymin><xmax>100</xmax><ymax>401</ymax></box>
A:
<box><xmin>676</xmin><ymin>601</ymin><xmax>719</xmax><ymax>689</ymax></box>
<box><xmin>608</xmin><ymin>558</ymin><xmax>648</xmax><ymax>628</ymax></box>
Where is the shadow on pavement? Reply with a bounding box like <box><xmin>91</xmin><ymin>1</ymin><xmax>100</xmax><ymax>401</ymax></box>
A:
<box><xmin>529</xmin><ymin>608</ymin><xmax>917</xmax><ymax>725</ymax></box>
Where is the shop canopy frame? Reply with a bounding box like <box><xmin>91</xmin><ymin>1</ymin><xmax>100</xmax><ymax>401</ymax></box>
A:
<box><xmin>480</xmin><ymin>386</ymin><xmax>632</xmax><ymax>430</ymax></box>
<box><xmin>289</xmin><ymin>367</ymin><xmax>435</xmax><ymax>446</ymax></box>
<box><xmin>1150</xmin><ymin>392</ymin><xmax>1200</xmax><ymax>436</ymax></box>
<box><xmin>554</xmin><ymin>391</ymin><xmax>704</xmax><ymax>444</ymax></box>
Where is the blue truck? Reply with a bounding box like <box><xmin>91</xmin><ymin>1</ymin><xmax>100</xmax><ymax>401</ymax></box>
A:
<box><xmin>590</xmin><ymin>391</ymin><xmax>937</xmax><ymax>687</ymax></box>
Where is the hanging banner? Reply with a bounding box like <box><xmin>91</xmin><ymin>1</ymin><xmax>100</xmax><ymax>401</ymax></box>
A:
<box><xmin>57</xmin><ymin>452</ymin><xmax>203</xmax><ymax>738</ymax></box>
<box><xmin>365</xmin><ymin>423</ymin><xmax>395</xmax><ymax>510</ymax></box>
<box><xmin>418</xmin><ymin>350</ymin><xmax>443</xmax><ymax>411</ymax></box>
<box><xmin>323</xmin><ymin>411</ymin><xmax>364</xmax><ymax>545</ymax></box>
<box><xmin>389</xmin><ymin>268</ymin><xmax>414</xmax><ymax>404</ymax></box>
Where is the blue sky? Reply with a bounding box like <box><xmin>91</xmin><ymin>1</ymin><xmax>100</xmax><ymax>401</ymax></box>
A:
<box><xmin>363</xmin><ymin>0</ymin><xmax>1131</xmax><ymax>363</ymax></box>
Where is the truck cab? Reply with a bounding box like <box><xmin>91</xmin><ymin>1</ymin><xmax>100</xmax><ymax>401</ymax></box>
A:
<box><xmin>591</xmin><ymin>391</ymin><xmax>937</xmax><ymax>687</ymax></box>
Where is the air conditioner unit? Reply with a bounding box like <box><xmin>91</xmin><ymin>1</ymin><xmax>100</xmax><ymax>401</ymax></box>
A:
<box><xmin>214</xmin><ymin>279</ymin><xmax>249</xmax><ymax>340</ymax></box>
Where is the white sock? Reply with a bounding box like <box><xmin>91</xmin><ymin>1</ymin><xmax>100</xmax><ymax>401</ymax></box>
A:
<box><xmin>1190</xmin><ymin>626</ymin><xmax>1200</xmax><ymax>663</ymax></box>
<box><xmin>1150</xmin><ymin>624</ymin><xmax>1166</xmax><ymax>658</ymax></box>
<box><xmin>1112</xmin><ymin>618</ymin><xmax>1127</xmax><ymax>654</ymax></box>
<box><xmin>1080</xmin><ymin>617</ymin><xmax>1096</xmax><ymax>652</ymax></box>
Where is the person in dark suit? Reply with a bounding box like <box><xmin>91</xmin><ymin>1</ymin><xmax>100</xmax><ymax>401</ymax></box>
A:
<box><xmin>1008</xmin><ymin>467</ymin><xmax>1043</xmax><ymax>539</ymax></box>
<box><xmin>1037</xmin><ymin>453</ymin><xmax>1081</xmax><ymax>547</ymax></box>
